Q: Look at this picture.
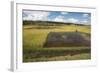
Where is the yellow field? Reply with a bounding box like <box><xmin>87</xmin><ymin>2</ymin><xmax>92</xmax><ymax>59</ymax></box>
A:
<box><xmin>23</xmin><ymin>25</ymin><xmax>90</xmax><ymax>48</ymax></box>
<box><xmin>23</xmin><ymin>25</ymin><xmax>91</xmax><ymax>62</ymax></box>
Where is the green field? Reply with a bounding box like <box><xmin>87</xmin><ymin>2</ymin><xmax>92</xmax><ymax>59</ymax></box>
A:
<box><xmin>23</xmin><ymin>23</ymin><xmax>91</xmax><ymax>62</ymax></box>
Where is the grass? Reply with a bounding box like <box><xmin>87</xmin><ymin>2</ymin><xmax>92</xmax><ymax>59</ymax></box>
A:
<box><xmin>23</xmin><ymin>24</ymin><xmax>91</xmax><ymax>62</ymax></box>
<box><xmin>23</xmin><ymin>47</ymin><xmax>91</xmax><ymax>62</ymax></box>
<box><xmin>24</xmin><ymin>54</ymin><xmax>91</xmax><ymax>62</ymax></box>
<box><xmin>23</xmin><ymin>25</ymin><xmax>90</xmax><ymax>47</ymax></box>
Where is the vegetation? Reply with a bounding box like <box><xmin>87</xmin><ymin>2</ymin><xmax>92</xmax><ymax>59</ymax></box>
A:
<box><xmin>23</xmin><ymin>21</ymin><xmax>91</xmax><ymax>62</ymax></box>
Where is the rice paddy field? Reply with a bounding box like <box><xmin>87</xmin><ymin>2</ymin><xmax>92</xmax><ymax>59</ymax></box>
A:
<box><xmin>23</xmin><ymin>23</ymin><xmax>91</xmax><ymax>62</ymax></box>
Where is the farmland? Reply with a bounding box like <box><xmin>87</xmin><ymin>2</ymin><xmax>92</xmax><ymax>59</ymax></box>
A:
<box><xmin>23</xmin><ymin>21</ymin><xmax>91</xmax><ymax>62</ymax></box>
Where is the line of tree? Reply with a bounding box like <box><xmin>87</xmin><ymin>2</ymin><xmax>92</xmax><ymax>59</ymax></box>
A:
<box><xmin>23</xmin><ymin>20</ymin><xmax>87</xmax><ymax>26</ymax></box>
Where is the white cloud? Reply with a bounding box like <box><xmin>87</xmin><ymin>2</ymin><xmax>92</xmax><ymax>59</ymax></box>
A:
<box><xmin>54</xmin><ymin>16</ymin><xmax>64</xmax><ymax>22</ymax></box>
<box><xmin>53</xmin><ymin>15</ymin><xmax>79</xmax><ymax>23</ymax></box>
<box><xmin>83</xmin><ymin>13</ymin><xmax>89</xmax><ymax>17</ymax></box>
<box><xmin>81</xmin><ymin>20</ymin><xmax>90</xmax><ymax>24</ymax></box>
<box><xmin>23</xmin><ymin>10</ymin><xmax>50</xmax><ymax>21</ymax></box>
<box><xmin>82</xmin><ymin>20</ymin><xmax>88</xmax><ymax>23</ymax></box>
<box><xmin>61</xmin><ymin>12</ymin><xmax>68</xmax><ymax>15</ymax></box>
<box><xmin>66</xmin><ymin>18</ymin><xmax>79</xmax><ymax>23</ymax></box>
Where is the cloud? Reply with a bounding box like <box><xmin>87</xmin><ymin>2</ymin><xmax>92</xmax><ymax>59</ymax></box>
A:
<box><xmin>23</xmin><ymin>10</ymin><xmax>90</xmax><ymax>25</ymax></box>
<box><xmin>54</xmin><ymin>15</ymin><xmax>65</xmax><ymax>22</ymax></box>
<box><xmin>83</xmin><ymin>13</ymin><xmax>89</xmax><ymax>17</ymax></box>
<box><xmin>66</xmin><ymin>18</ymin><xmax>79</xmax><ymax>23</ymax></box>
<box><xmin>53</xmin><ymin>15</ymin><xmax>79</xmax><ymax>23</ymax></box>
<box><xmin>81</xmin><ymin>20</ymin><xmax>90</xmax><ymax>24</ymax></box>
<box><xmin>82</xmin><ymin>20</ymin><xmax>88</xmax><ymax>23</ymax></box>
<box><xmin>23</xmin><ymin>10</ymin><xmax>50</xmax><ymax>21</ymax></box>
<box><xmin>61</xmin><ymin>12</ymin><xmax>69</xmax><ymax>15</ymax></box>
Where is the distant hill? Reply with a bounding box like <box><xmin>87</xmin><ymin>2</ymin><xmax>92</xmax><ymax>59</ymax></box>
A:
<box><xmin>23</xmin><ymin>20</ymin><xmax>89</xmax><ymax>26</ymax></box>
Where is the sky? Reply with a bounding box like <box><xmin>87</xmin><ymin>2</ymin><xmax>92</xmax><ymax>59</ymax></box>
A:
<box><xmin>22</xmin><ymin>10</ymin><xmax>91</xmax><ymax>25</ymax></box>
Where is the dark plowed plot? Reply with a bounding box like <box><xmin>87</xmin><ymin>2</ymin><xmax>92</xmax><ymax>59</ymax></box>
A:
<box><xmin>44</xmin><ymin>32</ymin><xmax>90</xmax><ymax>47</ymax></box>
